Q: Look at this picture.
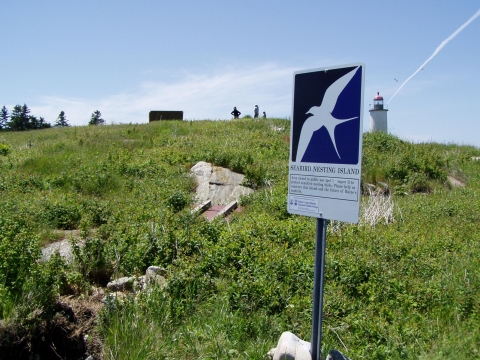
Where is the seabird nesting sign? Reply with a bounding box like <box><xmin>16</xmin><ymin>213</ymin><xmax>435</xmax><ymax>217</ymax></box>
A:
<box><xmin>288</xmin><ymin>63</ymin><xmax>365</xmax><ymax>223</ymax></box>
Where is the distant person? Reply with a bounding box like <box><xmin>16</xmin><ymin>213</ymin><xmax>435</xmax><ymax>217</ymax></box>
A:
<box><xmin>254</xmin><ymin>105</ymin><xmax>259</xmax><ymax>118</ymax></box>
<box><xmin>231</xmin><ymin>106</ymin><xmax>241</xmax><ymax>119</ymax></box>
<box><xmin>262</xmin><ymin>111</ymin><xmax>266</xmax><ymax>119</ymax></box>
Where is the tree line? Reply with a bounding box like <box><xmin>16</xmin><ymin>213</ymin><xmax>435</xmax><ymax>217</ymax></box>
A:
<box><xmin>0</xmin><ymin>104</ymin><xmax>106</xmax><ymax>131</ymax></box>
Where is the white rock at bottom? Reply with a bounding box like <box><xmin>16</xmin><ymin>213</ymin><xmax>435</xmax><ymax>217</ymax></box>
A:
<box><xmin>271</xmin><ymin>331</ymin><xmax>312</xmax><ymax>360</ymax></box>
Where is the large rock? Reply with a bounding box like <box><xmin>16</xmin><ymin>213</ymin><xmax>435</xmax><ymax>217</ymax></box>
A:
<box><xmin>191</xmin><ymin>161</ymin><xmax>254</xmax><ymax>205</ymax></box>
<box><xmin>145</xmin><ymin>266</ymin><xmax>167</xmax><ymax>288</ymax></box>
<box><xmin>269</xmin><ymin>331</ymin><xmax>311</xmax><ymax>360</ymax></box>
<box><xmin>41</xmin><ymin>239</ymin><xmax>75</xmax><ymax>262</ymax></box>
<box><xmin>268</xmin><ymin>332</ymin><xmax>350</xmax><ymax>360</ymax></box>
<box><xmin>106</xmin><ymin>277</ymin><xmax>135</xmax><ymax>292</ymax></box>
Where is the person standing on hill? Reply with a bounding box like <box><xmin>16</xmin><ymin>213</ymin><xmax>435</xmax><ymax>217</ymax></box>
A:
<box><xmin>254</xmin><ymin>105</ymin><xmax>259</xmax><ymax>118</ymax></box>
<box><xmin>262</xmin><ymin>111</ymin><xmax>267</xmax><ymax>119</ymax></box>
<box><xmin>231</xmin><ymin>106</ymin><xmax>241</xmax><ymax>119</ymax></box>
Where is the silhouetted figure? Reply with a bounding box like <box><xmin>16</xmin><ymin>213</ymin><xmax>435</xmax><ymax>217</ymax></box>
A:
<box><xmin>254</xmin><ymin>105</ymin><xmax>259</xmax><ymax>118</ymax></box>
<box><xmin>262</xmin><ymin>111</ymin><xmax>266</xmax><ymax>119</ymax></box>
<box><xmin>231</xmin><ymin>107</ymin><xmax>241</xmax><ymax>119</ymax></box>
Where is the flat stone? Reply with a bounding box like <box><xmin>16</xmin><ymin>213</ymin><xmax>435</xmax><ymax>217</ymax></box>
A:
<box><xmin>209</xmin><ymin>166</ymin><xmax>244</xmax><ymax>186</ymax></box>
<box><xmin>41</xmin><ymin>239</ymin><xmax>74</xmax><ymax>262</ymax></box>
<box><xmin>203</xmin><ymin>209</ymin><xmax>220</xmax><ymax>221</ymax></box>
<box><xmin>106</xmin><ymin>276</ymin><xmax>135</xmax><ymax>292</ymax></box>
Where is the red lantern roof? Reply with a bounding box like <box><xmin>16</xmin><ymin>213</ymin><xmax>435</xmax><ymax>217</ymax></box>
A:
<box><xmin>374</xmin><ymin>92</ymin><xmax>383</xmax><ymax>100</ymax></box>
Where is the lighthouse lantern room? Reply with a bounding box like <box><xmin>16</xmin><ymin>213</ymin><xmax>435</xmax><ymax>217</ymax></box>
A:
<box><xmin>369</xmin><ymin>92</ymin><xmax>388</xmax><ymax>132</ymax></box>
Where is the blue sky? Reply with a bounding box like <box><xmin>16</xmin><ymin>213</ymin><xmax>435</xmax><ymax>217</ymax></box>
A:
<box><xmin>1</xmin><ymin>1</ymin><xmax>479</xmax><ymax>147</ymax></box>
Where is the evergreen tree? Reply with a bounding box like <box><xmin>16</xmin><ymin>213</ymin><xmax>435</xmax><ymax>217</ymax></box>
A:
<box><xmin>0</xmin><ymin>106</ymin><xmax>8</xmax><ymax>130</ymax></box>
<box><xmin>55</xmin><ymin>111</ymin><xmax>69</xmax><ymax>127</ymax></box>
<box><xmin>37</xmin><ymin>117</ymin><xmax>51</xmax><ymax>129</ymax></box>
<box><xmin>7</xmin><ymin>104</ymin><xmax>51</xmax><ymax>131</ymax></box>
<box><xmin>88</xmin><ymin>110</ymin><xmax>105</xmax><ymax>125</ymax></box>
<box><xmin>8</xmin><ymin>104</ymin><xmax>29</xmax><ymax>131</ymax></box>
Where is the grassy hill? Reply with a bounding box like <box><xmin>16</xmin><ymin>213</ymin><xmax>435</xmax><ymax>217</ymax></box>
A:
<box><xmin>1</xmin><ymin>119</ymin><xmax>479</xmax><ymax>359</ymax></box>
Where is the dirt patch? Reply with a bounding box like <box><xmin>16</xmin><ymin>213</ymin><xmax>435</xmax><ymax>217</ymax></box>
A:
<box><xmin>0</xmin><ymin>293</ymin><xmax>104</xmax><ymax>360</ymax></box>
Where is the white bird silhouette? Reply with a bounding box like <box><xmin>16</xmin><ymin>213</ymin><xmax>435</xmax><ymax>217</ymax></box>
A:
<box><xmin>296</xmin><ymin>67</ymin><xmax>359</xmax><ymax>161</ymax></box>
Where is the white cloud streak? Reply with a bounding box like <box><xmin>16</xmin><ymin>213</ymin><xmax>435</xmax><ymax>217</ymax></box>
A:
<box><xmin>388</xmin><ymin>8</ymin><xmax>480</xmax><ymax>105</ymax></box>
<box><xmin>31</xmin><ymin>63</ymin><xmax>296</xmax><ymax>126</ymax></box>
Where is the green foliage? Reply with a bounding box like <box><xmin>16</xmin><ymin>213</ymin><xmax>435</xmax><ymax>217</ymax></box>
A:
<box><xmin>167</xmin><ymin>190</ymin><xmax>190</xmax><ymax>212</ymax></box>
<box><xmin>88</xmin><ymin>110</ymin><xmax>105</xmax><ymax>125</ymax></box>
<box><xmin>0</xmin><ymin>212</ymin><xmax>40</xmax><ymax>294</ymax></box>
<box><xmin>6</xmin><ymin>104</ymin><xmax>51</xmax><ymax>131</ymax></box>
<box><xmin>362</xmin><ymin>132</ymin><xmax>450</xmax><ymax>193</ymax></box>
<box><xmin>71</xmin><ymin>232</ymin><xmax>111</xmax><ymax>286</ymax></box>
<box><xmin>15</xmin><ymin>253</ymin><xmax>67</xmax><ymax>321</ymax></box>
<box><xmin>42</xmin><ymin>197</ymin><xmax>81</xmax><ymax>230</ymax></box>
<box><xmin>0</xmin><ymin>143</ymin><xmax>9</xmax><ymax>156</ymax></box>
<box><xmin>0</xmin><ymin>105</ymin><xmax>8</xmax><ymax>130</ymax></box>
<box><xmin>0</xmin><ymin>120</ymin><xmax>480</xmax><ymax>359</ymax></box>
<box><xmin>54</xmin><ymin>110</ymin><xmax>69</xmax><ymax>127</ymax></box>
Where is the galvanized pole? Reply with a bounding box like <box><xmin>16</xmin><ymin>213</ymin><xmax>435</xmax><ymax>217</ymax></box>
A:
<box><xmin>311</xmin><ymin>218</ymin><xmax>327</xmax><ymax>360</ymax></box>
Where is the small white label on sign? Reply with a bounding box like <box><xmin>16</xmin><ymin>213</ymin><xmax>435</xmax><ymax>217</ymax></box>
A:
<box><xmin>288</xmin><ymin>196</ymin><xmax>319</xmax><ymax>213</ymax></box>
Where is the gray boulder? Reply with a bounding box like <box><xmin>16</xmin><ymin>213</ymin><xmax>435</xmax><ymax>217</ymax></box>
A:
<box><xmin>145</xmin><ymin>266</ymin><xmax>167</xmax><ymax>288</ymax></box>
<box><xmin>191</xmin><ymin>161</ymin><xmax>254</xmax><ymax>205</ymax></box>
<box><xmin>106</xmin><ymin>276</ymin><xmax>135</xmax><ymax>292</ymax></box>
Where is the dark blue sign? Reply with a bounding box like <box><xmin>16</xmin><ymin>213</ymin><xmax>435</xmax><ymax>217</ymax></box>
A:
<box><xmin>291</xmin><ymin>65</ymin><xmax>363</xmax><ymax>164</ymax></box>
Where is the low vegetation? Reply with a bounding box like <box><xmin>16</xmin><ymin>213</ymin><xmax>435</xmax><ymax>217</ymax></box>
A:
<box><xmin>0</xmin><ymin>119</ymin><xmax>479</xmax><ymax>359</ymax></box>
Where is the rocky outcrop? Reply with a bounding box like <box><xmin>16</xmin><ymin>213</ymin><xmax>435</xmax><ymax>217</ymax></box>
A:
<box><xmin>191</xmin><ymin>161</ymin><xmax>254</xmax><ymax>205</ymax></box>
<box><xmin>106</xmin><ymin>277</ymin><xmax>135</xmax><ymax>292</ymax></box>
<box><xmin>103</xmin><ymin>266</ymin><xmax>168</xmax><ymax>304</ymax></box>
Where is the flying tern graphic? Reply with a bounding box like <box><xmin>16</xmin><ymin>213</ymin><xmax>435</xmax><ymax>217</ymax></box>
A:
<box><xmin>296</xmin><ymin>66</ymin><xmax>360</xmax><ymax>161</ymax></box>
<box><xmin>394</xmin><ymin>78</ymin><xmax>398</xmax><ymax>82</ymax></box>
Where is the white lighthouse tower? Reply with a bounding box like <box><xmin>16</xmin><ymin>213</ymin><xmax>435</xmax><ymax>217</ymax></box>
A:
<box><xmin>369</xmin><ymin>92</ymin><xmax>388</xmax><ymax>132</ymax></box>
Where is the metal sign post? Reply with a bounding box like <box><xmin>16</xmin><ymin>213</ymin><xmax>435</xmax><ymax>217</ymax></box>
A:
<box><xmin>311</xmin><ymin>218</ymin><xmax>327</xmax><ymax>360</ymax></box>
<box><xmin>287</xmin><ymin>63</ymin><xmax>365</xmax><ymax>358</ymax></box>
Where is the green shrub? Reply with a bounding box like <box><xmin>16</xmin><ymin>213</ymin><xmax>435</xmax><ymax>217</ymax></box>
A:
<box><xmin>43</xmin><ymin>198</ymin><xmax>81</xmax><ymax>230</ymax></box>
<box><xmin>71</xmin><ymin>234</ymin><xmax>111</xmax><ymax>286</ymax></box>
<box><xmin>0</xmin><ymin>215</ymin><xmax>40</xmax><ymax>294</ymax></box>
<box><xmin>81</xmin><ymin>198</ymin><xmax>112</xmax><ymax>227</ymax></box>
<box><xmin>0</xmin><ymin>143</ymin><xmax>10</xmax><ymax>156</ymax></box>
<box><xmin>166</xmin><ymin>191</ymin><xmax>190</xmax><ymax>212</ymax></box>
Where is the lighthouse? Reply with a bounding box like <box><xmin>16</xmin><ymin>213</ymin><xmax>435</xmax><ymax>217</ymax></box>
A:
<box><xmin>369</xmin><ymin>92</ymin><xmax>388</xmax><ymax>132</ymax></box>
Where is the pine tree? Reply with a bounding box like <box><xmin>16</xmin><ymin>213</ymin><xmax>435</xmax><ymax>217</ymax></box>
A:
<box><xmin>7</xmin><ymin>104</ymin><xmax>51</xmax><ymax>131</ymax></box>
<box><xmin>37</xmin><ymin>117</ymin><xmax>51</xmax><ymax>129</ymax></box>
<box><xmin>0</xmin><ymin>106</ymin><xmax>8</xmax><ymax>130</ymax></box>
<box><xmin>8</xmin><ymin>104</ymin><xmax>28</xmax><ymax>131</ymax></box>
<box><xmin>88</xmin><ymin>110</ymin><xmax>105</xmax><ymax>125</ymax></box>
<box><xmin>55</xmin><ymin>111</ymin><xmax>69</xmax><ymax>127</ymax></box>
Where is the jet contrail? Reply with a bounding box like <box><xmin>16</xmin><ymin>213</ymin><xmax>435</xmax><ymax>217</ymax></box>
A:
<box><xmin>388</xmin><ymin>8</ymin><xmax>480</xmax><ymax>105</ymax></box>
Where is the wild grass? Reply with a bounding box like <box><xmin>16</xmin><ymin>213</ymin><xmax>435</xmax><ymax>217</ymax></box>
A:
<box><xmin>1</xmin><ymin>120</ymin><xmax>479</xmax><ymax>359</ymax></box>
